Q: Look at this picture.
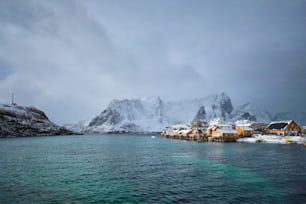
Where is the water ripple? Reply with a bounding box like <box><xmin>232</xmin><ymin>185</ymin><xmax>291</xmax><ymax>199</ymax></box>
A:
<box><xmin>0</xmin><ymin>135</ymin><xmax>305</xmax><ymax>203</ymax></box>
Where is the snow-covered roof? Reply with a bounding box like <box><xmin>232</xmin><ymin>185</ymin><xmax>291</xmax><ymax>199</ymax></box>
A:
<box><xmin>269</xmin><ymin>120</ymin><xmax>292</xmax><ymax>125</ymax></box>
<box><xmin>236</xmin><ymin>126</ymin><xmax>253</xmax><ymax>131</ymax></box>
<box><xmin>220</xmin><ymin>128</ymin><xmax>237</xmax><ymax>134</ymax></box>
<box><xmin>209</xmin><ymin>118</ymin><xmax>224</xmax><ymax>126</ymax></box>
<box><xmin>235</xmin><ymin>120</ymin><xmax>254</xmax><ymax>127</ymax></box>
<box><xmin>266</xmin><ymin>120</ymin><xmax>293</xmax><ymax>130</ymax></box>
<box><xmin>178</xmin><ymin>129</ymin><xmax>192</xmax><ymax>134</ymax></box>
<box><xmin>171</xmin><ymin>124</ymin><xmax>190</xmax><ymax>130</ymax></box>
<box><xmin>211</xmin><ymin>125</ymin><xmax>237</xmax><ymax>134</ymax></box>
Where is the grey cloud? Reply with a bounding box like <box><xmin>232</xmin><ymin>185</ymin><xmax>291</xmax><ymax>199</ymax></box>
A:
<box><xmin>0</xmin><ymin>0</ymin><xmax>305</xmax><ymax>123</ymax></box>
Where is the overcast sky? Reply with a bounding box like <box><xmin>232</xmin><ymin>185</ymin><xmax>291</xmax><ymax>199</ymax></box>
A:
<box><xmin>0</xmin><ymin>0</ymin><xmax>306</xmax><ymax>124</ymax></box>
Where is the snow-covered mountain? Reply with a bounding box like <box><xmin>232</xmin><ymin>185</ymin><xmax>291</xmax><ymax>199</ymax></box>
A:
<box><xmin>230</xmin><ymin>103</ymin><xmax>272</xmax><ymax>123</ymax></box>
<box><xmin>273</xmin><ymin>112</ymin><xmax>306</xmax><ymax>126</ymax></box>
<box><xmin>84</xmin><ymin>93</ymin><xmax>233</xmax><ymax>133</ymax></box>
<box><xmin>67</xmin><ymin>92</ymin><xmax>305</xmax><ymax>134</ymax></box>
<box><xmin>0</xmin><ymin>104</ymin><xmax>75</xmax><ymax>137</ymax></box>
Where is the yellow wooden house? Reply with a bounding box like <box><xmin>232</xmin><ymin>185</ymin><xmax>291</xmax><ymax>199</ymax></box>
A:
<box><xmin>186</xmin><ymin>129</ymin><xmax>207</xmax><ymax>141</ymax></box>
<box><xmin>265</xmin><ymin>120</ymin><xmax>301</xmax><ymax>136</ymax></box>
<box><xmin>207</xmin><ymin>125</ymin><xmax>238</xmax><ymax>142</ymax></box>
<box><xmin>236</xmin><ymin>126</ymin><xmax>253</xmax><ymax>137</ymax></box>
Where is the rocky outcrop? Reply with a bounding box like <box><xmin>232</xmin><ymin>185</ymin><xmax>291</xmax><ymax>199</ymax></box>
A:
<box><xmin>192</xmin><ymin>106</ymin><xmax>206</xmax><ymax>123</ymax></box>
<box><xmin>0</xmin><ymin>104</ymin><xmax>75</xmax><ymax>137</ymax></box>
<box><xmin>213</xmin><ymin>92</ymin><xmax>233</xmax><ymax>116</ymax></box>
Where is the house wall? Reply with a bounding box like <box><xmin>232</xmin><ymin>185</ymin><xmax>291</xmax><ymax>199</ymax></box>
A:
<box><xmin>212</xmin><ymin>130</ymin><xmax>222</xmax><ymax>137</ymax></box>
<box><xmin>211</xmin><ymin>130</ymin><xmax>237</xmax><ymax>139</ymax></box>
<box><xmin>236</xmin><ymin>127</ymin><xmax>253</xmax><ymax>137</ymax></box>
<box><xmin>265</xmin><ymin>129</ymin><xmax>285</xmax><ymax>135</ymax></box>
<box><xmin>207</xmin><ymin>129</ymin><xmax>213</xmax><ymax>136</ymax></box>
<box><xmin>188</xmin><ymin>130</ymin><xmax>205</xmax><ymax>137</ymax></box>
<box><xmin>223</xmin><ymin>133</ymin><xmax>238</xmax><ymax>139</ymax></box>
<box><xmin>286</xmin><ymin>121</ymin><xmax>301</xmax><ymax>134</ymax></box>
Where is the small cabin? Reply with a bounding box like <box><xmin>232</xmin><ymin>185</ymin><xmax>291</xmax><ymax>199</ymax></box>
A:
<box><xmin>186</xmin><ymin>129</ymin><xmax>207</xmax><ymax>141</ymax></box>
<box><xmin>265</xmin><ymin>120</ymin><xmax>301</xmax><ymax>136</ymax></box>
<box><xmin>235</xmin><ymin>120</ymin><xmax>254</xmax><ymax>137</ymax></box>
<box><xmin>208</xmin><ymin>125</ymin><xmax>238</xmax><ymax>142</ymax></box>
<box><xmin>187</xmin><ymin>129</ymin><xmax>206</xmax><ymax>137</ymax></box>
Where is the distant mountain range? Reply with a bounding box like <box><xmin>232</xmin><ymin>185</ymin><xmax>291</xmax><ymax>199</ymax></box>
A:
<box><xmin>66</xmin><ymin>93</ymin><xmax>306</xmax><ymax>133</ymax></box>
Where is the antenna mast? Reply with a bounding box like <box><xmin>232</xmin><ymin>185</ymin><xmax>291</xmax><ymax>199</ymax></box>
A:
<box><xmin>11</xmin><ymin>92</ymin><xmax>14</xmax><ymax>105</ymax></box>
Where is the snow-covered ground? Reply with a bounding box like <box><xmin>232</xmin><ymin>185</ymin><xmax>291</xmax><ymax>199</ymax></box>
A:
<box><xmin>237</xmin><ymin>134</ymin><xmax>306</xmax><ymax>144</ymax></box>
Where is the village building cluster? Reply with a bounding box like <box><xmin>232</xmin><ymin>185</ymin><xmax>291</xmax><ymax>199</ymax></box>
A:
<box><xmin>161</xmin><ymin>118</ymin><xmax>303</xmax><ymax>142</ymax></box>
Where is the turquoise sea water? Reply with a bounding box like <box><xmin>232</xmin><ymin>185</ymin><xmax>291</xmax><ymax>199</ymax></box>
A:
<box><xmin>0</xmin><ymin>134</ymin><xmax>305</xmax><ymax>203</ymax></box>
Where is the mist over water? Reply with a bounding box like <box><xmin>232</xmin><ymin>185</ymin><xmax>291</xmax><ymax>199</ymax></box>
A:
<box><xmin>0</xmin><ymin>135</ymin><xmax>305</xmax><ymax>203</ymax></box>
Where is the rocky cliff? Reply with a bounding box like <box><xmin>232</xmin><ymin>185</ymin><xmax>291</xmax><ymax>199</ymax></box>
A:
<box><xmin>0</xmin><ymin>104</ymin><xmax>75</xmax><ymax>137</ymax></box>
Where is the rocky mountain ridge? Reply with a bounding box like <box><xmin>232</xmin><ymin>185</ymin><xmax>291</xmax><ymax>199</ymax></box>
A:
<box><xmin>78</xmin><ymin>93</ymin><xmax>274</xmax><ymax>133</ymax></box>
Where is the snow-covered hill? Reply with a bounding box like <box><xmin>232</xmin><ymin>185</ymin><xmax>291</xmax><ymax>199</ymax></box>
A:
<box><xmin>83</xmin><ymin>93</ymin><xmax>233</xmax><ymax>133</ymax></box>
<box><xmin>0</xmin><ymin>104</ymin><xmax>75</xmax><ymax>137</ymax></box>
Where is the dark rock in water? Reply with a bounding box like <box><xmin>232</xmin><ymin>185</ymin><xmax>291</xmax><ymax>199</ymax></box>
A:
<box><xmin>193</xmin><ymin>106</ymin><xmax>206</xmax><ymax>122</ymax></box>
<box><xmin>0</xmin><ymin>104</ymin><xmax>76</xmax><ymax>137</ymax></box>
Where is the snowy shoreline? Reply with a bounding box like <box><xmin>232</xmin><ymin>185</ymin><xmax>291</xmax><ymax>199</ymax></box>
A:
<box><xmin>237</xmin><ymin>134</ymin><xmax>306</xmax><ymax>145</ymax></box>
